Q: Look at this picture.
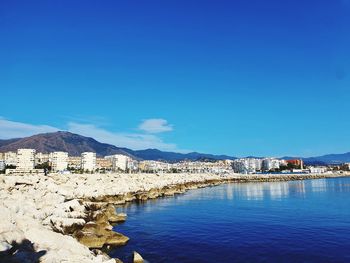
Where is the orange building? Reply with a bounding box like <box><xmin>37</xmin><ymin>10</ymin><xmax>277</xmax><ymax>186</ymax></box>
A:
<box><xmin>286</xmin><ymin>159</ymin><xmax>303</xmax><ymax>169</ymax></box>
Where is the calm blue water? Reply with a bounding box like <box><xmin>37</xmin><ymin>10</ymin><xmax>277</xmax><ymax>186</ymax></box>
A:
<box><xmin>110</xmin><ymin>177</ymin><xmax>350</xmax><ymax>262</ymax></box>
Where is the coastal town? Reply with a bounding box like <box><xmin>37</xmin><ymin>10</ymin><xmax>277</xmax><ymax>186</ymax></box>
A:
<box><xmin>1</xmin><ymin>148</ymin><xmax>349</xmax><ymax>176</ymax></box>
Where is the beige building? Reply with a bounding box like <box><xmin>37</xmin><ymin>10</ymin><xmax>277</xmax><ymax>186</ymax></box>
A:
<box><xmin>35</xmin><ymin>152</ymin><xmax>50</xmax><ymax>165</ymax></box>
<box><xmin>81</xmin><ymin>152</ymin><xmax>96</xmax><ymax>172</ymax></box>
<box><xmin>4</xmin><ymin>151</ymin><xmax>17</xmax><ymax>166</ymax></box>
<box><xmin>96</xmin><ymin>158</ymin><xmax>113</xmax><ymax>170</ymax></box>
<box><xmin>51</xmin><ymin>152</ymin><xmax>68</xmax><ymax>172</ymax></box>
<box><xmin>68</xmin><ymin>156</ymin><xmax>82</xmax><ymax>170</ymax></box>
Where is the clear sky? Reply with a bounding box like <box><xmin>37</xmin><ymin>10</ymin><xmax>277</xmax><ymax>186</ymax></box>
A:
<box><xmin>1</xmin><ymin>0</ymin><xmax>350</xmax><ymax>157</ymax></box>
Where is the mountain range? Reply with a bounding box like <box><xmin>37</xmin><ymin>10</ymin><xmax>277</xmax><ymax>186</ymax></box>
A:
<box><xmin>0</xmin><ymin>131</ymin><xmax>349</xmax><ymax>164</ymax></box>
<box><xmin>0</xmin><ymin>131</ymin><xmax>235</xmax><ymax>162</ymax></box>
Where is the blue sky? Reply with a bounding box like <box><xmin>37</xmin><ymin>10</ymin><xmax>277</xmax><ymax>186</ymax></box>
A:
<box><xmin>1</xmin><ymin>0</ymin><xmax>350</xmax><ymax>157</ymax></box>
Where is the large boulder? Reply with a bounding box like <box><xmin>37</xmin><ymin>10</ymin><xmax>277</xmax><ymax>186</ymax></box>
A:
<box><xmin>75</xmin><ymin>222</ymin><xmax>129</xmax><ymax>249</ymax></box>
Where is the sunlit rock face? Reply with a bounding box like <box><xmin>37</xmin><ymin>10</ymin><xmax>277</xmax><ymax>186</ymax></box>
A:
<box><xmin>0</xmin><ymin>172</ymin><xmax>233</xmax><ymax>262</ymax></box>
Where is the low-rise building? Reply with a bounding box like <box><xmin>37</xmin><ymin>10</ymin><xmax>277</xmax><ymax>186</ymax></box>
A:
<box><xmin>35</xmin><ymin>152</ymin><xmax>50</xmax><ymax>165</ymax></box>
<box><xmin>4</xmin><ymin>151</ymin><xmax>17</xmax><ymax>166</ymax></box>
<box><xmin>68</xmin><ymin>156</ymin><xmax>82</xmax><ymax>170</ymax></box>
<box><xmin>81</xmin><ymin>152</ymin><xmax>96</xmax><ymax>172</ymax></box>
<box><xmin>139</xmin><ymin>160</ymin><xmax>171</xmax><ymax>173</ymax></box>
<box><xmin>308</xmin><ymin>166</ymin><xmax>328</xmax><ymax>173</ymax></box>
<box><xmin>96</xmin><ymin>158</ymin><xmax>113</xmax><ymax>170</ymax></box>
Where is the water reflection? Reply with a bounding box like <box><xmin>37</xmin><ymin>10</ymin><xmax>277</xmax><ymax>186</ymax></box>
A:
<box><xmin>310</xmin><ymin>179</ymin><xmax>327</xmax><ymax>192</ymax></box>
<box><xmin>227</xmin><ymin>177</ymin><xmax>350</xmax><ymax>201</ymax></box>
<box><xmin>172</xmin><ymin>177</ymin><xmax>350</xmax><ymax>202</ymax></box>
<box><xmin>117</xmin><ymin>177</ymin><xmax>350</xmax><ymax>214</ymax></box>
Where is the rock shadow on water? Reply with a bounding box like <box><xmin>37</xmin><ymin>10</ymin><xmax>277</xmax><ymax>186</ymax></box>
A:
<box><xmin>0</xmin><ymin>239</ymin><xmax>47</xmax><ymax>263</ymax></box>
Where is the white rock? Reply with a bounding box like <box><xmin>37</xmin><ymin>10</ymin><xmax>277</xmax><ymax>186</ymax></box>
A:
<box><xmin>0</xmin><ymin>241</ymin><xmax>12</xmax><ymax>252</ymax></box>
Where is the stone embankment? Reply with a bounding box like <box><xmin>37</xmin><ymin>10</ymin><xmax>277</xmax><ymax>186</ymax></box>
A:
<box><xmin>0</xmin><ymin>172</ymin><xmax>348</xmax><ymax>262</ymax></box>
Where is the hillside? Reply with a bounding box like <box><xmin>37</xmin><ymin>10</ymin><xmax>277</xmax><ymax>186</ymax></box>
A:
<box><xmin>0</xmin><ymin>131</ymin><xmax>236</xmax><ymax>161</ymax></box>
<box><xmin>0</xmin><ymin>131</ymin><xmax>133</xmax><ymax>157</ymax></box>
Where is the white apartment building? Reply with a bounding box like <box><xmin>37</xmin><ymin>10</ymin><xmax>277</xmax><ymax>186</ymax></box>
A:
<box><xmin>81</xmin><ymin>152</ymin><xmax>96</xmax><ymax>172</ymax></box>
<box><xmin>51</xmin><ymin>151</ymin><xmax>68</xmax><ymax>172</ymax></box>
<box><xmin>139</xmin><ymin>160</ymin><xmax>171</xmax><ymax>172</ymax></box>
<box><xmin>309</xmin><ymin>166</ymin><xmax>328</xmax><ymax>173</ymax></box>
<box><xmin>4</xmin><ymin>151</ymin><xmax>17</xmax><ymax>166</ymax></box>
<box><xmin>16</xmin><ymin>149</ymin><xmax>36</xmax><ymax>171</ymax></box>
<box><xmin>232</xmin><ymin>158</ymin><xmax>262</xmax><ymax>174</ymax></box>
<box><xmin>126</xmin><ymin>159</ymin><xmax>139</xmax><ymax>171</ymax></box>
<box><xmin>262</xmin><ymin>158</ymin><xmax>280</xmax><ymax>171</ymax></box>
<box><xmin>105</xmin><ymin>154</ymin><xmax>131</xmax><ymax>171</ymax></box>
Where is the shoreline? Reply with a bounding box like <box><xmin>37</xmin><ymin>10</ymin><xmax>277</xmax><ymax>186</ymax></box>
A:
<box><xmin>1</xmin><ymin>172</ymin><xmax>349</xmax><ymax>262</ymax></box>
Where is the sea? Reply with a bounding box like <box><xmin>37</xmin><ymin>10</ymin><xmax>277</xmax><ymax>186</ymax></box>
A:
<box><xmin>109</xmin><ymin>176</ymin><xmax>350</xmax><ymax>262</ymax></box>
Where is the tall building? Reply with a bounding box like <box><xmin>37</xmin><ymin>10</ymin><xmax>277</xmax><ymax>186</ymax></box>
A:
<box><xmin>51</xmin><ymin>152</ymin><xmax>68</xmax><ymax>172</ymax></box>
<box><xmin>262</xmin><ymin>158</ymin><xmax>280</xmax><ymax>171</ymax></box>
<box><xmin>286</xmin><ymin>159</ymin><xmax>304</xmax><ymax>169</ymax></box>
<box><xmin>16</xmin><ymin>149</ymin><xmax>36</xmax><ymax>171</ymax></box>
<box><xmin>105</xmin><ymin>154</ymin><xmax>131</xmax><ymax>171</ymax></box>
<box><xmin>81</xmin><ymin>152</ymin><xmax>96</xmax><ymax>172</ymax></box>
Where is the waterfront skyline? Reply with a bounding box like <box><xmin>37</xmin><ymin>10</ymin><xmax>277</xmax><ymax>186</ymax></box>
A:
<box><xmin>1</xmin><ymin>0</ymin><xmax>350</xmax><ymax>157</ymax></box>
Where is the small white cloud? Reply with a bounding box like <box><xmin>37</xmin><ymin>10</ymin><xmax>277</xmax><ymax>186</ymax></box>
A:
<box><xmin>0</xmin><ymin>118</ymin><xmax>59</xmax><ymax>139</ymax></box>
<box><xmin>68</xmin><ymin>122</ymin><xmax>179</xmax><ymax>151</ymax></box>
<box><xmin>138</xmin><ymin>119</ymin><xmax>173</xmax><ymax>133</ymax></box>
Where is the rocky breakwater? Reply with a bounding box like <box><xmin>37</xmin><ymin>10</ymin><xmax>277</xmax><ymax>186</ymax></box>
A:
<box><xmin>1</xmin><ymin>172</ymin><xmax>349</xmax><ymax>262</ymax></box>
<box><xmin>0</xmin><ymin>176</ymin><xmax>105</xmax><ymax>262</ymax></box>
<box><xmin>0</xmin><ymin>172</ymin><xmax>234</xmax><ymax>262</ymax></box>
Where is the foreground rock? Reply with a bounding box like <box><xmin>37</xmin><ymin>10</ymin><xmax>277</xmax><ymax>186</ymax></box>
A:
<box><xmin>75</xmin><ymin>221</ymin><xmax>129</xmax><ymax>249</ymax></box>
<box><xmin>133</xmin><ymin>251</ymin><xmax>144</xmax><ymax>263</ymax></box>
<box><xmin>0</xmin><ymin>172</ymin><xmax>349</xmax><ymax>262</ymax></box>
